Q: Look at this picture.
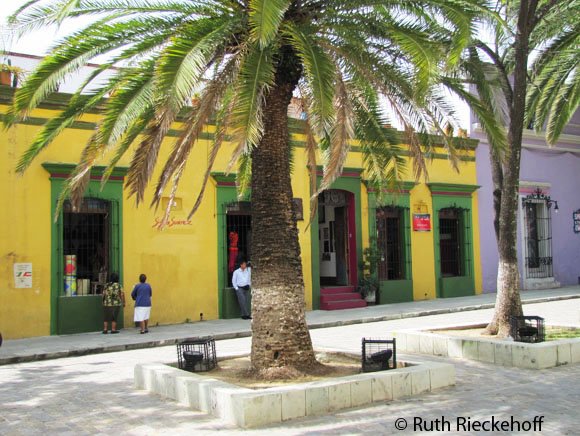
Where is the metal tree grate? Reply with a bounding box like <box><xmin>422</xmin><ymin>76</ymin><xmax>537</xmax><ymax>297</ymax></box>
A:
<box><xmin>361</xmin><ymin>338</ymin><xmax>396</xmax><ymax>372</ymax></box>
<box><xmin>177</xmin><ymin>337</ymin><xmax>217</xmax><ymax>372</ymax></box>
<box><xmin>510</xmin><ymin>316</ymin><xmax>545</xmax><ymax>343</ymax></box>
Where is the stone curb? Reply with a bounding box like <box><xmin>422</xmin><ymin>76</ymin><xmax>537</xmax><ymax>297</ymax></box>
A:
<box><xmin>1</xmin><ymin>293</ymin><xmax>578</xmax><ymax>366</ymax></box>
<box><xmin>134</xmin><ymin>359</ymin><xmax>456</xmax><ymax>428</ymax></box>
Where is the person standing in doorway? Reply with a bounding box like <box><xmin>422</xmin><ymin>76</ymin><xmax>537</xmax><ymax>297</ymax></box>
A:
<box><xmin>102</xmin><ymin>272</ymin><xmax>125</xmax><ymax>334</ymax></box>
<box><xmin>131</xmin><ymin>274</ymin><xmax>152</xmax><ymax>334</ymax></box>
<box><xmin>232</xmin><ymin>260</ymin><xmax>251</xmax><ymax>320</ymax></box>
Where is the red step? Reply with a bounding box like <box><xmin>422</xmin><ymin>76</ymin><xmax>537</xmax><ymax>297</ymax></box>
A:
<box><xmin>320</xmin><ymin>286</ymin><xmax>356</xmax><ymax>294</ymax></box>
<box><xmin>320</xmin><ymin>299</ymin><xmax>368</xmax><ymax>310</ymax></box>
<box><xmin>320</xmin><ymin>292</ymin><xmax>362</xmax><ymax>303</ymax></box>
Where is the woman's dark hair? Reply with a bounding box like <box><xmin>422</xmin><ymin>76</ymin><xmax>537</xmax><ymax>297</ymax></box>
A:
<box><xmin>109</xmin><ymin>272</ymin><xmax>119</xmax><ymax>283</ymax></box>
<box><xmin>139</xmin><ymin>274</ymin><xmax>147</xmax><ymax>283</ymax></box>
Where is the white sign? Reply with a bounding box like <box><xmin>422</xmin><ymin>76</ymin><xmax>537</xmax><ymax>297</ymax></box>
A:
<box><xmin>14</xmin><ymin>263</ymin><xmax>32</xmax><ymax>288</ymax></box>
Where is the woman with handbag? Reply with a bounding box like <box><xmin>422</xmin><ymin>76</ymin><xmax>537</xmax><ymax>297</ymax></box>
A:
<box><xmin>102</xmin><ymin>273</ymin><xmax>125</xmax><ymax>334</ymax></box>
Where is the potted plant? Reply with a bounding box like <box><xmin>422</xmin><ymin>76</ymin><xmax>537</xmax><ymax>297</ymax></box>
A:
<box><xmin>0</xmin><ymin>59</ymin><xmax>24</xmax><ymax>87</ymax></box>
<box><xmin>358</xmin><ymin>239</ymin><xmax>382</xmax><ymax>304</ymax></box>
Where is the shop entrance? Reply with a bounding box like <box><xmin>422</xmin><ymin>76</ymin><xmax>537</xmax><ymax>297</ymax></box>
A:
<box><xmin>56</xmin><ymin>196</ymin><xmax>122</xmax><ymax>334</ymax></box>
<box><xmin>225</xmin><ymin>201</ymin><xmax>252</xmax><ymax>287</ymax></box>
<box><xmin>318</xmin><ymin>189</ymin><xmax>356</xmax><ymax>287</ymax></box>
<box><xmin>63</xmin><ymin>198</ymin><xmax>111</xmax><ymax>294</ymax></box>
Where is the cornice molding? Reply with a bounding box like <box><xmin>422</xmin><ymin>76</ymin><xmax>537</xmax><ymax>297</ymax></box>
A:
<box><xmin>41</xmin><ymin>162</ymin><xmax>128</xmax><ymax>181</ymax></box>
<box><xmin>427</xmin><ymin>182</ymin><xmax>480</xmax><ymax>196</ymax></box>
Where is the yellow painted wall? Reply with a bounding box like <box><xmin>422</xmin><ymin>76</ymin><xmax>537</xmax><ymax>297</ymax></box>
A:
<box><xmin>409</xmin><ymin>184</ymin><xmax>437</xmax><ymax>300</ymax></box>
<box><xmin>0</xmin><ymin>95</ymin><xmax>481</xmax><ymax>339</ymax></box>
<box><xmin>0</xmin><ymin>125</ymin><xmax>52</xmax><ymax>338</ymax></box>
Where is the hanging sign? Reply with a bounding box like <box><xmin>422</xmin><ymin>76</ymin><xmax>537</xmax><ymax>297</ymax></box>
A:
<box><xmin>14</xmin><ymin>263</ymin><xmax>33</xmax><ymax>288</ymax></box>
<box><xmin>573</xmin><ymin>210</ymin><xmax>580</xmax><ymax>234</ymax></box>
<box><xmin>413</xmin><ymin>213</ymin><xmax>431</xmax><ymax>231</ymax></box>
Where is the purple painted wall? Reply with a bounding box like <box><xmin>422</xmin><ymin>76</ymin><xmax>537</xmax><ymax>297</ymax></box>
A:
<box><xmin>473</xmin><ymin>115</ymin><xmax>580</xmax><ymax>292</ymax></box>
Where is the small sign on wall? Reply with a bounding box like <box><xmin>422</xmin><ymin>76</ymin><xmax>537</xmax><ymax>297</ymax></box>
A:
<box><xmin>413</xmin><ymin>213</ymin><xmax>431</xmax><ymax>232</ymax></box>
<box><xmin>574</xmin><ymin>210</ymin><xmax>580</xmax><ymax>233</ymax></box>
<box><xmin>14</xmin><ymin>263</ymin><xmax>32</xmax><ymax>288</ymax></box>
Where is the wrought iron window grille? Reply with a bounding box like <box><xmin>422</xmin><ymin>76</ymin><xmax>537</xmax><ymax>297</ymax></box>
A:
<box><xmin>521</xmin><ymin>187</ymin><xmax>559</xmax><ymax>212</ymax></box>
<box><xmin>438</xmin><ymin>207</ymin><xmax>471</xmax><ymax>278</ymax></box>
<box><xmin>521</xmin><ymin>188</ymin><xmax>556</xmax><ymax>278</ymax></box>
<box><xmin>376</xmin><ymin>206</ymin><xmax>409</xmax><ymax>280</ymax></box>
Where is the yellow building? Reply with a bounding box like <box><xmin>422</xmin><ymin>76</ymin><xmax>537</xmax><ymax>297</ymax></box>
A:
<box><xmin>0</xmin><ymin>86</ymin><xmax>482</xmax><ymax>339</ymax></box>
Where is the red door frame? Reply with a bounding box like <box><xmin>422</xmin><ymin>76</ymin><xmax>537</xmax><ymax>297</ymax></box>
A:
<box><xmin>346</xmin><ymin>191</ymin><xmax>358</xmax><ymax>287</ymax></box>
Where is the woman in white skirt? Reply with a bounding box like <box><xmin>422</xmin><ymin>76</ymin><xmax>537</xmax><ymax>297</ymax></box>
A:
<box><xmin>131</xmin><ymin>274</ymin><xmax>152</xmax><ymax>334</ymax></box>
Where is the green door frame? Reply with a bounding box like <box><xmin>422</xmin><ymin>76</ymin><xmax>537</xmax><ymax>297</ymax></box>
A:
<box><xmin>366</xmin><ymin>182</ymin><xmax>415</xmax><ymax>303</ymax></box>
<box><xmin>310</xmin><ymin>168</ymin><xmax>363</xmax><ymax>309</ymax></box>
<box><xmin>43</xmin><ymin>163</ymin><xmax>127</xmax><ymax>335</ymax></box>
<box><xmin>428</xmin><ymin>183</ymin><xmax>479</xmax><ymax>298</ymax></box>
<box><xmin>211</xmin><ymin>173</ymin><xmax>253</xmax><ymax>319</ymax></box>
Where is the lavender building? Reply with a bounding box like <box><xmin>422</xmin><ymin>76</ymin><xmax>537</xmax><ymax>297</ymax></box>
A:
<box><xmin>472</xmin><ymin>111</ymin><xmax>580</xmax><ymax>292</ymax></box>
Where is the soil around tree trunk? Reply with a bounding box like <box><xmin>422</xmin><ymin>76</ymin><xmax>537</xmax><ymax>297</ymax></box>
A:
<box><xmin>202</xmin><ymin>352</ymin><xmax>406</xmax><ymax>388</ymax></box>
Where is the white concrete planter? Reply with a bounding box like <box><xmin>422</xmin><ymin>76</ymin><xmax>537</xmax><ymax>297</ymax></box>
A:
<box><xmin>393</xmin><ymin>325</ymin><xmax>580</xmax><ymax>369</ymax></box>
<box><xmin>134</xmin><ymin>359</ymin><xmax>455</xmax><ymax>428</ymax></box>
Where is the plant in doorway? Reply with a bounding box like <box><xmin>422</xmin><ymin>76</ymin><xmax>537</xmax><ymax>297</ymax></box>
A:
<box><xmin>358</xmin><ymin>239</ymin><xmax>381</xmax><ymax>304</ymax></box>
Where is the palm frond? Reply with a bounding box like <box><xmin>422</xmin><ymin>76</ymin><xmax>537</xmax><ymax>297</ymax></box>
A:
<box><xmin>227</xmin><ymin>44</ymin><xmax>275</xmax><ymax>171</ymax></box>
<box><xmin>187</xmin><ymin>88</ymin><xmax>236</xmax><ymax>220</ymax></box>
<box><xmin>153</xmin><ymin>53</ymin><xmax>241</xmax><ymax>210</ymax></box>
<box><xmin>284</xmin><ymin>22</ymin><xmax>336</xmax><ymax>136</ymax></box>
<box><xmin>15</xmin><ymin>94</ymin><xmax>101</xmax><ymax>173</ymax></box>
<box><xmin>318</xmin><ymin>73</ymin><xmax>354</xmax><ymax>193</ymax></box>
<box><xmin>249</xmin><ymin>0</ymin><xmax>291</xmax><ymax>48</ymax></box>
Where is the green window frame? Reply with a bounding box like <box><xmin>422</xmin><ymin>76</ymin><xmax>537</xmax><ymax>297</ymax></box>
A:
<box><xmin>428</xmin><ymin>183</ymin><xmax>479</xmax><ymax>298</ymax></box>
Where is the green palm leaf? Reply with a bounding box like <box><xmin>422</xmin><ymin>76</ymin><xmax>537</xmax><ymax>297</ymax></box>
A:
<box><xmin>249</xmin><ymin>0</ymin><xmax>291</xmax><ymax>48</ymax></box>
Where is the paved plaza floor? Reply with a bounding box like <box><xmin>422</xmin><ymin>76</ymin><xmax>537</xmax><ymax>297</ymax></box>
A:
<box><xmin>1</xmin><ymin>298</ymin><xmax>579</xmax><ymax>435</ymax></box>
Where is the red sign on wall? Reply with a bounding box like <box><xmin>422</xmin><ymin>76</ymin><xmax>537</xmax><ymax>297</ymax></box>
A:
<box><xmin>413</xmin><ymin>213</ymin><xmax>431</xmax><ymax>231</ymax></box>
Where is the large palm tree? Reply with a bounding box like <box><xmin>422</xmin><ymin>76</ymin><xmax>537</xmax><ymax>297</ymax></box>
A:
<box><xmin>526</xmin><ymin>1</ymin><xmax>580</xmax><ymax>145</ymax></box>
<box><xmin>7</xmin><ymin>0</ymin><xmax>478</xmax><ymax>375</ymax></box>
<box><xmin>446</xmin><ymin>0</ymin><xmax>580</xmax><ymax>337</ymax></box>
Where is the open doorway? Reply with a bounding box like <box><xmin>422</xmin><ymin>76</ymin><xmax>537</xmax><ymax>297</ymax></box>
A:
<box><xmin>225</xmin><ymin>201</ymin><xmax>252</xmax><ymax>287</ymax></box>
<box><xmin>318</xmin><ymin>189</ymin><xmax>355</xmax><ymax>287</ymax></box>
<box><xmin>63</xmin><ymin>198</ymin><xmax>111</xmax><ymax>295</ymax></box>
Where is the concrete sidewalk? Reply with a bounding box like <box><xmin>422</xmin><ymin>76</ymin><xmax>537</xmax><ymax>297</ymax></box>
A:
<box><xmin>1</xmin><ymin>286</ymin><xmax>579</xmax><ymax>365</ymax></box>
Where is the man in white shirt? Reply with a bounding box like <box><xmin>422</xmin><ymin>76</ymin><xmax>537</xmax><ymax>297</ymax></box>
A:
<box><xmin>232</xmin><ymin>260</ymin><xmax>252</xmax><ymax>320</ymax></box>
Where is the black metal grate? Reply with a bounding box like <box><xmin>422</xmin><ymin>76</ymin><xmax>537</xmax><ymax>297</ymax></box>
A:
<box><xmin>376</xmin><ymin>207</ymin><xmax>404</xmax><ymax>280</ymax></box>
<box><xmin>439</xmin><ymin>208</ymin><xmax>462</xmax><ymax>277</ymax></box>
<box><xmin>63</xmin><ymin>198</ymin><xmax>110</xmax><ymax>290</ymax></box>
<box><xmin>510</xmin><ymin>316</ymin><xmax>545</xmax><ymax>343</ymax></box>
<box><xmin>361</xmin><ymin>338</ymin><xmax>397</xmax><ymax>372</ymax></box>
<box><xmin>177</xmin><ymin>337</ymin><xmax>217</xmax><ymax>372</ymax></box>
<box><xmin>225</xmin><ymin>202</ymin><xmax>252</xmax><ymax>287</ymax></box>
<box><xmin>522</xmin><ymin>201</ymin><xmax>553</xmax><ymax>278</ymax></box>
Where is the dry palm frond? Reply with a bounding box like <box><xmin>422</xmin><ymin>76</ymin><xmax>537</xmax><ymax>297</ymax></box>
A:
<box><xmin>53</xmin><ymin>133</ymin><xmax>101</xmax><ymax>220</ymax></box>
<box><xmin>152</xmin><ymin>54</ymin><xmax>240</xmax><ymax>211</ymax></box>
<box><xmin>125</xmin><ymin>108</ymin><xmax>176</xmax><ymax>204</ymax></box>
<box><xmin>318</xmin><ymin>73</ymin><xmax>353</xmax><ymax>194</ymax></box>
<box><xmin>296</xmin><ymin>84</ymin><xmax>321</xmax><ymax>227</ymax></box>
<box><xmin>187</xmin><ymin>94</ymin><xmax>235</xmax><ymax>220</ymax></box>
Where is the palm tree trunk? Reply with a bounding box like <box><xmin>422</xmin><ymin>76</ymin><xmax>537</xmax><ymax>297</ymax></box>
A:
<box><xmin>249</xmin><ymin>59</ymin><xmax>317</xmax><ymax>373</ymax></box>
<box><xmin>485</xmin><ymin>1</ymin><xmax>538</xmax><ymax>336</ymax></box>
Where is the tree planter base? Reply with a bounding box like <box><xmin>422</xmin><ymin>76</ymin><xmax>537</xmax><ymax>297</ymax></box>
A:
<box><xmin>134</xmin><ymin>358</ymin><xmax>455</xmax><ymax>428</ymax></box>
<box><xmin>394</xmin><ymin>324</ymin><xmax>580</xmax><ymax>369</ymax></box>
